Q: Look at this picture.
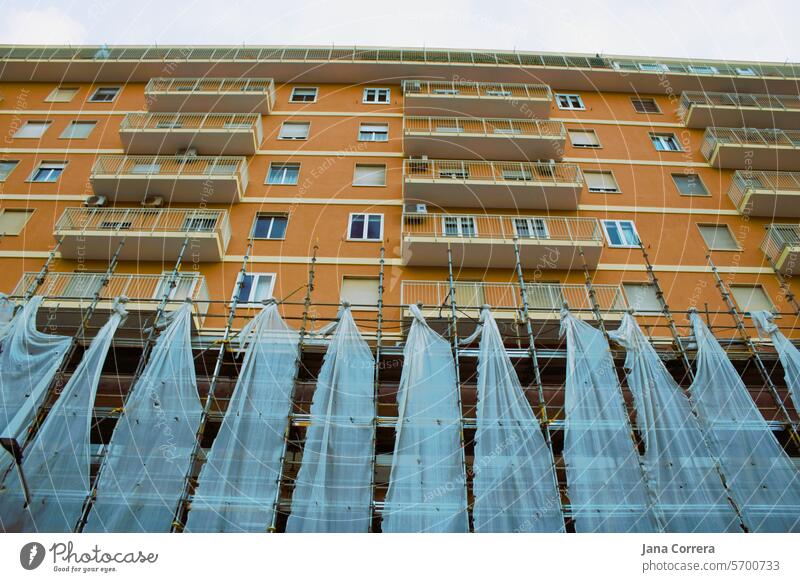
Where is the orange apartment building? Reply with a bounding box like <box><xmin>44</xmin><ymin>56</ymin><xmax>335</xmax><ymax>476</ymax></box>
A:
<box><xmin>0</xmin><ymin>46</ymin><xmax>799</xmax><ymax>532</ymax></box>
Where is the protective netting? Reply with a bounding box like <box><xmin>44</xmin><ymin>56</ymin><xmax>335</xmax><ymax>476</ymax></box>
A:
<box><xmin>688</xmin><ymin>310</ymin><xmax>800</xmax><ymax>532</ymax></box>
<box><xmin>0</xmin><ymin>296</ymin><xmax>71</xmax><ymax>459</ymax></box>
<box><xmin>84</xmin><ymin>302</ymin><xmax>202</xmax><ymax>532</ymax></box>
<box><xmin>0</xmin><ymin>293</ymin><xmax>13</xmax><ymax>338</ymax></box>
<box><xmin>286</xmin><ymin>305</ymin><xmax>375</xmax><ymax>532</ymax></box>
<box><xmin>468</xmin><ymin>307</ymin><xmax>564</xmax><ymax>532</ymax></box>
<box><xmin>381</xmin><ymin>304</ymin><xmax>468</xmax><ymax>532</ymax></box>
<box><xmin>560</xmin><ymin>308</ymin><xmax>660</xmax><ymax>532</ymax></box>
<box><xmin>752</xmin><ymin>310</ymin><xmax>800</xmax><ymax>418</ymax></box>
<box><xmin>185</xmin><ymin>302</ymin><xmax>299</xmax><ymax>532</ymax></box>
<box><xmin>608</xmin><ymin>313</ymin><xmax>740</xmax><ymax>532</ymax></box>
<box><xmin>0</xmin><ymin>301</ymin><xmax>127</xmax><ymax>532</ymax></box>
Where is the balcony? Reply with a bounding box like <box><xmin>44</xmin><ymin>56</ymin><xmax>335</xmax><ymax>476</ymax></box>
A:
<box><xmin>90</xmin><ymin>155</ymin><xmax>249</xmax><ymax>203</ymax></box>
<box><xmin>145</xmin><ymin>77</ymin><xmax>276</xmax><ymax>113</ymax></box>
<box><xmin>54</xmin><ymin>207</ymin><xmax>231</xmax><ymax>262</ymax></box>
<box><xmin>401</xmin><ymin>213</ymin><xmax>602</xmax><ymax>269</ymax></box>
<box><xmin>679</xmin><ymin>91</ymin><xmax>800</xmax><ymax>130</ymax></box>
<box><xmin>404</xmin><ymin>116</ymin><xmax>565</xmax><ymax>161</ymax></box>
<box><xmin>119</xmin><ymin>113</ymin><xmax>263</xmax><ymax>155</ymax></box>
<box><xmin>760</xmin><ymin>224</ymin><xmax>800</xmax><ymax>273</ymax></box>
<box><xmin>727</xmin><ymin>171</ymin><xmax>800</xmax><ymax>217</ymax></box>
<box><xmin>403</xmin><ymin>159</ymin><xmax>583</xmax><ymax>210</ymax></box>
<box><xmin>701</xmin><ymin>128</ymin><xmax>800</xmax><ymax>170</ymax></box>
<box><xmin>402</xmin><ymin>80</ymin><xmax>552</xmax><ymax>118</ymax></box>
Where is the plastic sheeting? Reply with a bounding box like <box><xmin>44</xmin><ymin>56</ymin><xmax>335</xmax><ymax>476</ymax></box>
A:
<box><xmin>185</xmin><ymin>303</ymin><xmax>299</xmax><ymax>532</ymax></box>
<box><xmin>0</xmin><ymin>301</ymin><xmax>127</xmax><ymax>532</ymax></box>
<box><xmin>752</xmin><ymin>310</ymin><xmax>800</xmax><ymax>417</ymax></box>
<box><xmin>0</xmin><ymin>293</ymin><xmax>13</xmax><ymax>339</ymax></box>
<box><xmin>560</xmin><ymin>309</ymin><xmax>660</xmax><ymax>533</ymax></box>
<box><xmin>0</xmin><ymin>296</ymin><xmax>71</xmax><ymax>457</ymax></box>
<box><xmin>609</xmin><ymin>313</ymin><xmax>740</xmax><ymax>532</ymax></box>
<box><xmin>286</xmin><ymin>305</ymin><xmax>374</xmax><ymax>532</ymax></box>
<box><xmin>382</xmin><ymin>304</ymin><xmax>468</xmax><ymax>532</ymax></box>
<box><xmin>688</xmin><ymin>311</ymin><xmax>800</xmax><ymax>532</ymax></box>
<box><xmin>84</xmin><ymin>302</ymin><xmax>202</xmax><ymax>533</ymax></box>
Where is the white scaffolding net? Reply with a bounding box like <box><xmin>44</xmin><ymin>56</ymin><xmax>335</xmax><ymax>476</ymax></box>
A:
<box><xmin>0</xmin><ymin>301</ymin><xmax>127</xmax><ymax>532</ymax></box>
<box><xmin>381</xmin><ymin>304</ymin><xmax>468</xmax><ymax>532</ymax></box>
<box><xmin>560</xmin><ymin>309</ymin><xmax>660</xmax><ymax>532</ymax></box>
<box><xmin>752</xmin><ymin>310</ymin><xmax>800</xmax><ymax>418</ymax></box>
<box><xmin>469</xmin><ymin>307</ymin><xmax>564</xmax><ymax>532</ymax></box>
<box><xmin>287</xmin><ymin>305</ymin><xmax>375</xmax><ymax>532</ymax></box>
<box><xmin>0</xmin><ymin>296</ymin><xmax>71</xmax><ymax>459</ymax></box>
<box><xmin>84</xmin><ymin>302</ymin><xmax>202</xmax><ymax>532</ymax></box>
<box><xmin>608</xmin><ymin>313</ymin><xmax>740</xmax><ymax>532</ymax></box>
<box><xmin>185</xmin><ymin>302</ymin><xmax>299</xmax><ymax>532</ymax></box>
<box><xmin>688</xmin><ymin>310</ymin><xmax>800</xmax><ymax>532</ymax></box>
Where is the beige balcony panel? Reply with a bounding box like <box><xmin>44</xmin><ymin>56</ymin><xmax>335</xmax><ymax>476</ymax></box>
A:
<box><xmin>402</xmin><ymin>80</ymin><xmax>552</xmax><ymax>118</ymax></box>
<box><xmin>145</xmin><ymin>77</ymin><xmax>276</xmax><ymax>113</ymax></box>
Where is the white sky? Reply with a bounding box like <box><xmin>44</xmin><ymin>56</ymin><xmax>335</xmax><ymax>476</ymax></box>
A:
<box><xmin>0</xmin><ymin>0</ymin><xmax>797</xmax><ymax>63</ymax></box>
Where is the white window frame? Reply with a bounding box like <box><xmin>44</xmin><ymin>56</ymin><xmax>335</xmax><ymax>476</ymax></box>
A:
<box><xmin>266</xmin><ymin>162</ymin><xmax>300</xmax><ymax>185</ymax></box>
<box><xmin>289</xmin><ymin>87</ymin><xmax>318</xmax><ymax>103</ymax></box>
<box><xmin>0</xmin><ymin>208</ymin><xmax>34</xmax><ymax>236</ymax></box>
<box><xmin>60</xmin><ymin>120</ymin><xmax>97</xmax><ymax>139</ymax></box>
<box><xmin>252</xmin><ymin>214</ymin><xmax>288</xmax><ymax>240</ymax></box>
<box><xmin>568</xmin><ymin>129</ymin><xmax>601</xmax><ymax>148</ymax></box>
<box><xmin>14</xmin><ymin>121</ymin><xmax>51</xmax><ymax>139</ymax></box>
<box><xmin>442</xmin><ymin>216</ymin><xmax>478</xmax><ymax>238</ymax></box>
<box><xmin>352</xmin><ymin>164</ymin><xmax>386</xmax><ymax>187</ymax></box>
<box><xmin>555</xmin><ymin>94</ymin><xmax>585</xmax><ymax>110</ymax></box>
<box><xmin>234</xmin><ymin>272</ymin><xmax>276</xmax><ymax>305</ymax></box>
<box><xmin>585</xmin><ymin>170</ymin><xmax>620</xmax><ymax>193</ymax></box>
<box><xmin>278</xmin><ymin>121</ymin><xmax>310</xmax><ymax>140</ymax></box>
<box><xmin>45</xmin><ymin>87</ymin><xmax>79</xmax><ymax>103</ymax></box>
<box><xmin>0</xmin><ymin>160</ymin><xmax>19</xmax><ymax>181</ymax></box>
<box><xmin>358</xmin><ymin>123</ymin><xmax>389</xmax><ymax>142</ymax></box>
<box><xmin>513</xmin><ymin>217</ymin><xmax>549</xmax><ymax>239</ymax></box>
<box><xmin>363</xmin><ymin>88</ymin><xmax>391</xmax><ymax>104</ymax></box>
<box><xmin>697</xmin><ymin>223</ymin><xmax>740</xmax><ymax>251</ymax></box>
<box><xmin>88</xmin><ymin>87</ymin><xmax>120</xmax><ymax>103</ymax></box>
<box><xmin>650</xmin><ymin>132</ymin><xmax>683</xmax><ymax>152</ymax></box>
<box><xmin>348</xmin><ymin>213</ymin><xmax>384</xmax><ymax>241</ymax></box>
<box><xmin>730</xmin><ymin>284</ymin><xmax>775</xmax><ymax>314</ymax></box>
<box><xmin>28</xmin><ymin>161</ymin><xmax>66</xmax><ymax>183</ymax></box>
<box><xmin>602</xmin><ymin>219</ymin><xmax>640</xmax><ymax>248</ymax></box>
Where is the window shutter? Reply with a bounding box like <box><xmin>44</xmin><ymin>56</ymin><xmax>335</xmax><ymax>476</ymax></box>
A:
<box><xmin>586</xmin><ymin>171</ymin><xmax>618</xmax><ymax>191</ymax></box>
<box><xmin>340</xmin><ymin>278</ymin><xmax>379</xmax><ymax>307</ymax></box>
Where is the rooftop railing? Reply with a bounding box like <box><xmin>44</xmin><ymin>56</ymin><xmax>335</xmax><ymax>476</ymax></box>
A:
<box><xmin>404</xmin><ymin>116</ymin><xmax>565</xmax><ymax>138</ymax></box>
<box><xmin>402</xmin><ymin>80</ymin><xmax>551</xmax><ymax>100</ymax></box>
<box><xmin>403</xmin><ymin>159</ymin><xmax>582</xmax><ymax>185</ymax></box>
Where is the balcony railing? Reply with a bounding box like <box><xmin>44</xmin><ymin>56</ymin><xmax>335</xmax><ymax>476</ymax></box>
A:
<box><xmin>701</xmin><ymin>128</ymin><xmax>800</xmax><ymax>158</ymax></box>
<box><xmin>680</xmin><ymin>91</ymin><xmax>800</xmax><ymax>115</ymax></box>
<box><xmin>404</xmin><ymin>159</ymin><xmax>582</xmax><ymax>185</ymax></box>
<box><xmin>405</xmin><ymin>116</ymin><xmax>564</xmax><ymax>138</ymax></box>
<box><xmin>728</xmin><ymin>170</ymin><xmax>800</xmax><ymax>211</ymax></box>
<box><xmin>92</xmin><ymin>154</ymin><xmax>247</xmax><ymax>179</ymax></box>
<box><xmin>120</xmin><ymin>112</ymin><xmax>261</xmax><ymax>132</ymax></box>
<box><xmin>761</xmin><ymin>224</ymin><xmax>800</xmax><ymax>268</ymax></box>
<box><xmin>145</xmin><ymin>77</ymin><xmax>276</xmax><ymax>112</ymax></box>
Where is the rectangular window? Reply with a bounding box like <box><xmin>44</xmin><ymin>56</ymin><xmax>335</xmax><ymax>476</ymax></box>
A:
<box><xmin>14</xmin><ymin>121</ymin><xmax>51</xmax><ymax>138</ymax></box>
<box><xmin>266</xmin><ymin>163</ymin><xmax>300</xmax><ymax>185</ymax></box>
<box><xmin>0</xmin><ymin>161</ymin><xmax>19</xmax><ymax>181</ymax></box>
<box><xmin>88</xmin><ymin>87</ymin><xmax>120</xmax><ymax>102</ymax></box>
<box><xmin>730</xmin><ymin>285</ymin><xmax>774</xmax><ymax>313</ymax></box>
<box><xmin>443</xmin><ymin>216</ymin><xmax>477</xmax><ymax>237</ymax></box>
<box><xmin>650</xmin><ymin>132</ymin><xmax>682</xmax><ymax>152</ymax></box>
<box><xmin>631</xmin><ymin>98</ymin><xmax>661</xmax><ymax>114</ymax></box>
<box><xmin>131</xmin><ymin>162</ymin><xmax>161</xmax><ymax>174</ymax></box>
<box><xmin>358</xmin><ymin>123</ymin><xmax>389</xmax><ymax>142</ymax></box>
<box><xmin>60</xmin><ymin>121</ymin><xmax>97</xmax><ymax>139</ymax></box>
<box><xmin>623</xmin><ymin>283</ymin><xmax>661</xmax><ymax>313</ymax></box>
<box><xmin>278</xmin><ymin>121</ymin><xmax>310</xmax><ymax>140</ymax></box>
<box><xmin>45</xmin><ymin>87</ymin><xmax>79</xmax><ymax>103</ymax></box>
<box><xmin>289</xmin><ymin>87</ymin><xmax>318</xmax><ymax>103</ymax></box>
<box><xmin>555</xmin><ymin>94</ymin><xmax>585</xmax><ymax>110</ymax></box>
<box><xmin>353</xmin><ymin>164</ymin><xmax>386</xmax><ymax>187</ymax></box>
<box><xmin>182</xmin><ymin>213</ymin><xmax>218</xmax><ymax>231</ymax></box>
<box><xmin>602</xmin><ymin>219</ymin><xmax>640</xmax><ymax>248</ymax></box>
<box><xmin>0</xmin><ymin>209</ymin><xmax>34</xmax><ymax>235</ymax></box>
<box><xmin>688</xmin><ymin>65</ymin><xmax>719</xmax><ymax>75</ymax></box>
<box><xmin>348</xmin><ymin>213</ymin><xmax>383</xmax><ymax>241</ymax></box>
<box><xmin>29</xmin><ymin>162</ymin><xmax>66</xmax><ymax>183</ymax></box>
<box><xmin>585</xmin><ymin>171</ymin><xmax>620</xmax><ymax>192</ymax></box>
<box><xmin>698</xmin><ymin>224</ymin><xmax>739</xmax><ymax>250</ymax></box>
<box><xmin>638</xmin><ymin>63</ymin><xmax>669</xmax><ymax>72</ymax></box>
<box><xmin>514</xmin><ymin>217</ymin><xmax>549</xmax><ymax>239</ymax></box>
<box><xmin>252</xmin><ymin>214</ymin><xmax>288</xmax><ymax>239</ymax></box>
<box><xmin>672</xmin><ymin>173</ymin><xmax>709</xmax><ymax>196</ymax></box>
<box><xmin>236</xmin><ymin>273</ymin><xmax>275</xmax><ymax>305</ymax></box>
<box><xmin>568</xmin><ymin>129</ymin><xmax>601</xmax><ymax>148</ymax></box>
<box><xmin>340</xmin><ymin>277</ymin><xmax>380</xmax><ymax>309</ymax></box>
<box><xmin>363</xmin><ymin>88</ymin><xmax>391</xmax><ymax>104</ymax></box>
<box><xmin>736</xmin><ymin>67</ymin><xmax>757</xmax><ymax>76</ymax></box>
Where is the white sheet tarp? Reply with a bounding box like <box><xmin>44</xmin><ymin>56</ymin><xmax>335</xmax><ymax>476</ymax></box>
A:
<box><xmin>688</xmin><ymin>310</ymin><xmax>800</xmax><ymax>532</ymax></box>
<box><xmin>752</xmin><ymin>310</ymin><xmax>800</xmax><ymax>418</ymax></box>
<box><xmin>0</xmin><ymin>293</ymin><xmax>13</xmax><ymax>339</ymax></box>
<box><xmin>381</xmin><ymin>304</ymin><xmax>468</xmax><ymax>532</ymax></box>
<box><xmin>185</xmin><ymin>303</ymin><xmax>299</xmax><ymax>532</ymax></box>
<box><xmin>0</xmin><ymin>296</ymin><xmax>71</xmax><ymax>457</ymax></box>
<box><xmin>560</xmin><ymin>309</ymin><xmax>660</xmax><ymax>532</ymax></box>
<box><xmin>286</xmin><ymin>305</ymin><xmax>375</xmax><ymax>532</ymax></box>
<box><xmin>469</xmin><ymin>307</ymin><xmax>564</xmax><ymax>532</ymax></box>
<box><xmin>84</xmin><ymin>302</ymin><xmax>202</xmax><ymax>532</ymax></box>
<box><xmin>609</xmin><ymin>313</ymin><xmax>740</xmax><ymax>532</ymax></box>
<box><xmin>0</xmin><ymin>301</ymin><xmax>126</xmax><ymax>532</ymax></box>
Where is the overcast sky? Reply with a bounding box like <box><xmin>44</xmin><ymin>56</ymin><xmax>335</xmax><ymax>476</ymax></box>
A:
<box><xmin>0</xmin><ymin>0</ymin><xmax>797</xmax><ymax>63</ymax></box>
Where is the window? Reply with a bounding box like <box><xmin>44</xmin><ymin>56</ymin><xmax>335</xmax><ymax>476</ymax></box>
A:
<box><xmin>363</xmin><ymin>88</ymin><xmax>391</xmax><ymax>104</ymax></box>
<box><xmin>235</xmin><ymin>273</ymin><xmax>275</xmax><ymax>305</ymax></box>
<box><xmin>443</xmin><ymin>216</ymin><xmax>477</xmax><ymax>237</ymax></box>
<box><xmin>650</xmin><ymin>132</ymin><xmax>682</xmax><ymax>152</ymax></box>
<box><xmin>730</xmin><ymin>285</ymin><xmax>774</xmax><ymax>313</ymax></box>
<box><xmin>348</xmin><ymin>213</ymin><xmax>383</xmax><ymax>241</ymax></box>
<box><xmin>514</xmin><ymin>218</ymin><xmax>548</xmax><ymax>239</ymax></box>
<box><xmin>585</xmin><ymin>171</ymin><xmax>620</xmax><ymax>192</ymax></box>
<box><xmin>88</xmin><ymin>87</ymin><xmax>120</xmax><ymax>102</ymax></box>
<box><xmin>267</xmin><ymin>163</ymin><xmax>300</xmax><ymax>185</ymax></box>
<box><xmin>688</xmin><ymin>65</ymin><xmax>718</xmax><ymax>75</ymax></box>
<box><xmin>60</xmin><ymin>121</ymin><xmax>97</xmax><ymax>139</ymax></box>
<box><xmin>131</xmin><ymin>162</ymin><xmax>160</xmax><ymax>174</ymax></box>
<box><xmin>631</xmin><ymin>98</ymin><xmax>661</xmax><ymax>114</ymax></box>
<box><xmin>340</xmin><ymin>277</ymin><xmax>380</xmax><ymax>309</ymax></box>
<box><xmin>14</xmin><ymin>121</ymin><xmax>51</xmax><ymax>138</ymax></box>
<box><xmin>697</xmin><ymin>224</ymin><xmax>739</xmax><ymax>250</ymax></box>
<box><xmin>358</xmin><ymin>123</ymin><xmax>389</xmax><ymax>142</ymax></box>
<box><xmin>252</xmin><ymin>215</ymin><xmax>288</xmax><ymax>239</ymax></box>
<box><xmin>638</xmin><ymin>63</ymin><xmax>669</xmax><ymax>72</ymax></box>
<box><xmin>45</xmin><ymin>87</ymin><xmax>79</xmax><ymax>103</ymax></box>
<box><xmin>568</xmin><ymin>129</ymin><xmax>601</xmax><ymax>148</ymax></box>
<box><xmin>736</xmin><ymin>67</ymin><xmax>757</xmax><ymax>76</ymax></box>
<box><xmin>602</xmin><ymin>220</ymin><xmax>640</xmax><ymax>248</ymax></box>
<box><xmin>0</xmin><ymin>209</ymin><xmax>34</xmax><ymax>235</ymax></box>
<box><xmin>556</xmin><ymin>94</ymin><xmax>585</xmax><ymax>110</ymax></box>
<box><xmin>672</xmin><ymin>173</ymin><xmax>709</xmax><ymax>196</ymax></box>
<box><xmin>290</xmin><ymin>87</ymin><xmax>318</xmax><ymax>103</ymax></box>
<box><xmin>353</xmin><ymin>164</ymin><xmax>386</xmax><ymax>187</ymax></box>
<box><xmin>99</xmin><ymin>220</ymin><xmax>132</xmax><ymax>230</ymax></box>
<box><xmin>439</xmin><ymin>167</ymin><xmax>468</xmax><ymax>180</ymax></box>
<box><xmin>278</xmin><ymin>121</ymin><xmax>310</xmax><ymax>140</ymax></box>
<box><xmin>182</xmin><ymin>213</ymin><xmax>218</xmax><ymax>231</ymax></box>
<box><xmin>623</xmin><ymin>283</ymin><xmax>661</xmax><ymax>313</ymax></box>
<box><xmin>502</xmin><ymin>167</ymin><xmax>533</xmax><ymax>181</ymax></box>
<box><xmin>0</xmin><ymin>161</ymin><xmax>19</xmax><ymax>181</ymax></box>
<box><xmin>29</xmin><ymin>162</ymin><xmax>66</xmax><ymax>183</ymax></box>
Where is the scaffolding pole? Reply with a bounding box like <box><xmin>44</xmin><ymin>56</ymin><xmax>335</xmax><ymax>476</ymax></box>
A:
<box><xmin>73</xmin><ymin>236</ymin><xmax>193</xmax><ymax>532</ymax></box>
<box><xmin>369</xmin><ymin>246</ymin><xmax>385</xmax><ymax>531</ymax></box>
<box><xmin>764</xmin><ymin>253</ymin><xmax>800</xmax><ymax>316</ymax></box>
<box><xmin>22</xmin><ymin>237</ymin><xmax>64</xmax><ymax>302</ymax></box>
